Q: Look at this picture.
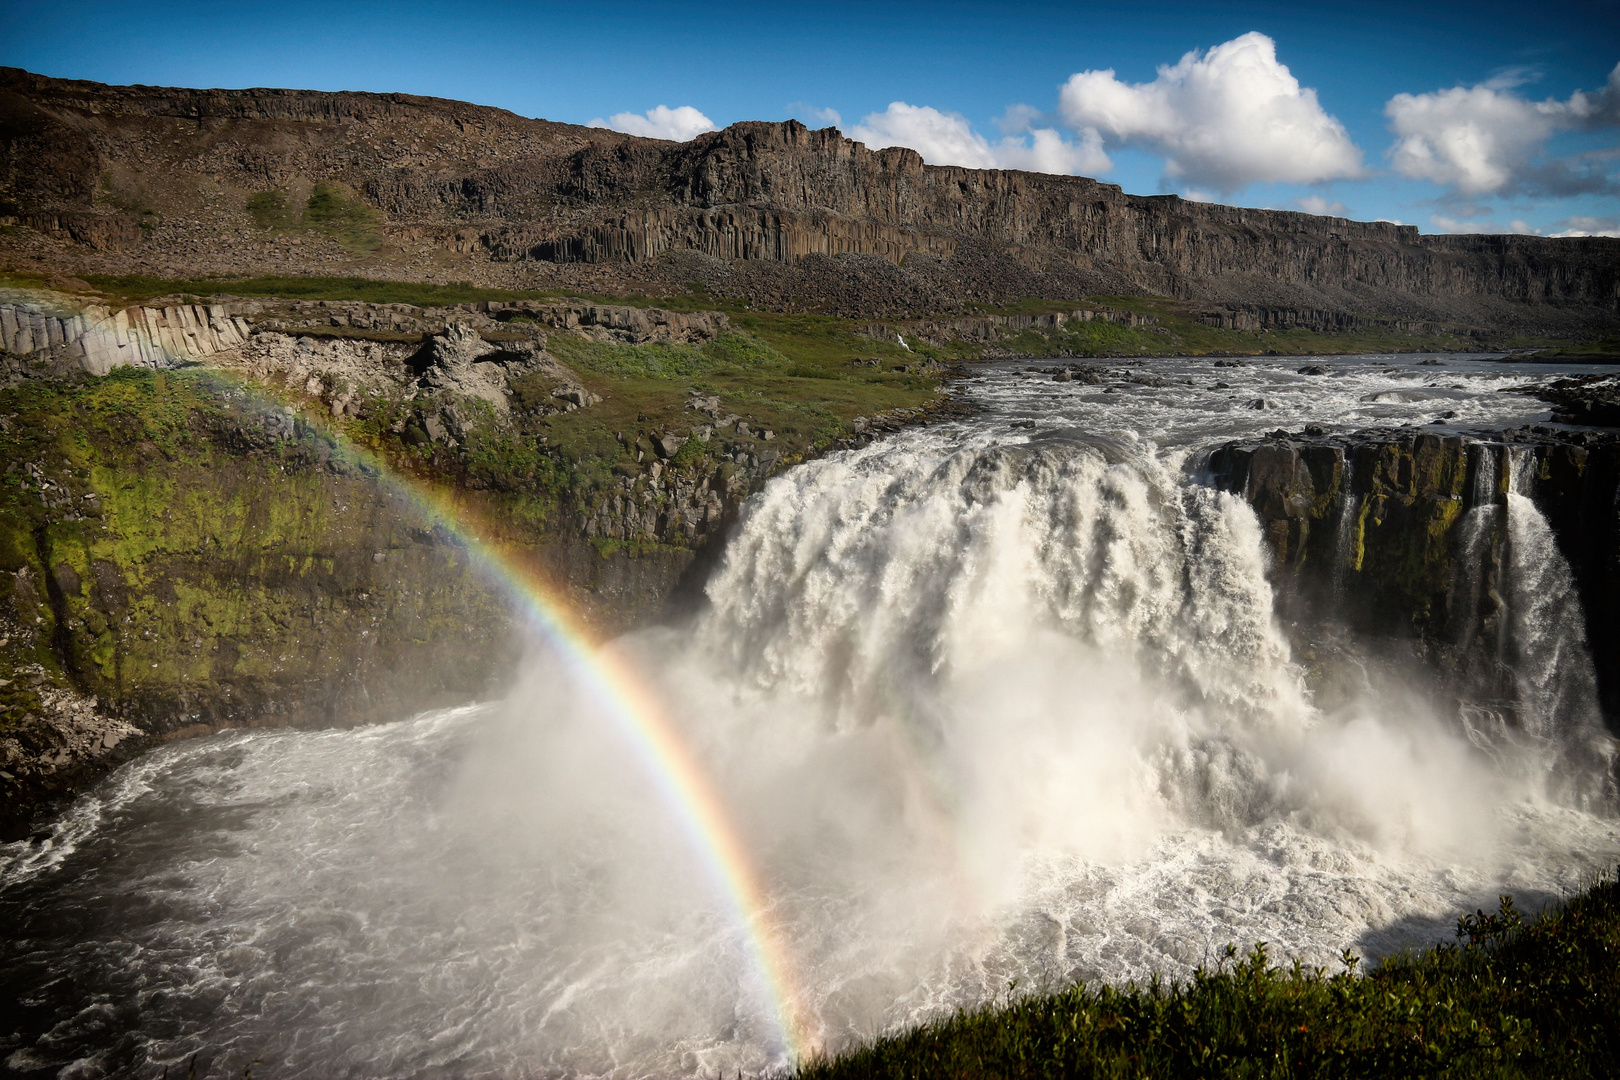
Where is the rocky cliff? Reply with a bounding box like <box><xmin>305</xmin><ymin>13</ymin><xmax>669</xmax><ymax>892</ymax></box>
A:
<box><xmin>0</xmin><ymin>282</ymin><xmax>957</xmax><ymax>834</ymax></box>
<box><xmin>2</xmin><ymin>68</ymin><xmax>1616</xmax><ymax>331</ymax></box>
<box><xmin>1210</xmin><ymin>427</ymin><xmax>1620</xmax><ymax>732</ymax></box>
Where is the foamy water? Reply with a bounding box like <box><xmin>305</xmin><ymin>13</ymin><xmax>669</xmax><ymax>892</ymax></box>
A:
<box><xmin>3</xmin><ymin>354</ymin><xmax>1617</xmax><ymax>1079</ymax></box>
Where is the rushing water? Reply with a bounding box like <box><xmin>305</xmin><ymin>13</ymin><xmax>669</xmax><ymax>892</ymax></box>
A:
<box><xmin>4</xmin><ymin>354</ymin><xmax>1620</xmax><ymax>1079</ymax></box>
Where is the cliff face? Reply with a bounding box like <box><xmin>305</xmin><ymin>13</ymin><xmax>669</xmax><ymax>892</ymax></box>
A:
<box><xmin>1210</xmin><ymin>429</ymin><xmax>1620</xmax><ymax>730</ymax></box>
<box><xmin>3</xmin><ymin>68</ymin><xmax>1616</xmax><ymax>330</ymax></box>
<box><xmin>0</xmin><ymin>371</ymin><xmax>518</xmax><ymax>836</ymax></box>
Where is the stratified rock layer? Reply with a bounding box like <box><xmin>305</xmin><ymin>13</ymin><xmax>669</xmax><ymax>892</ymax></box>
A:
<box><xmin>2</xmin><ymin>68</ymin><xmax>1617</xmax><ymax>329</ymax></box>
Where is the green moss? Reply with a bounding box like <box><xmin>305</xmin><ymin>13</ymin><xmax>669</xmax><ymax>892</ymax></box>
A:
<box><xmin>302</xmin><ymin>182</ymin><xmax>382</xmax><ymax>253</ymax></box>
<box><xmin>246</xmin><ymin>190</ymin><xmax>297</xmax><ymax>229</ymax></box>
<box><xmin>0</xmin><ymin>369</ymin><xmax>523</xmax><ymax>724</ymax></box>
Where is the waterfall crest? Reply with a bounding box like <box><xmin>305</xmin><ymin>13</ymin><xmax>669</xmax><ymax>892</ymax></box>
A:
<box><xmin>2</xmin><ymin>417</ymin><xmax>1616</xmax><ymax>1080</ymax></box>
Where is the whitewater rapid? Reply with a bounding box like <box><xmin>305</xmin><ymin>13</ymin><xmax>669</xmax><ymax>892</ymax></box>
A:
<box><xmin>3</xmin><ymin>354</ymin><xmax>1619</xmax><ymax>1079</ymax></box>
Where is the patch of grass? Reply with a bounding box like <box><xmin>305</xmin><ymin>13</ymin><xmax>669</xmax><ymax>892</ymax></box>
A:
<box><xmin>302</xmin><ymin>181</ymin><xmax>382</xmax><ymax>253</ymax></box>
<box><xmin>547</xmin><ymin>331</ymin><xmax>789</xmax><ymax>379</ymax></box>
<box><xmin>240</xmin><ymin>184</ymin><xmax>385</xmax><ymax>251</ymax></box>
<box><xmin>799</xmin><ymin>870</ymin><xmax>1620</xmax><ymax>1080</ymax></box>
<box><xmin>245</xmin><ymin>189</ymin><xmax>297</xmax><ymax>230</ymax></box>
<box><xmin>61</xmin><ymin>274</ymin><xmax>565</xmax><ymax>307</ymax></box>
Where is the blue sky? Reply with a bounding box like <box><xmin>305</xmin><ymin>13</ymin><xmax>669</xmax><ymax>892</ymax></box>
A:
<box><xmin>3</xmin><ymin>0</ymin><xmax>1617</xmax><ymax>234</ymax></box>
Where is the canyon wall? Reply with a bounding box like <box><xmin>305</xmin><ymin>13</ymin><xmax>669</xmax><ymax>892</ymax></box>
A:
<box><xmin>3</xmin><ymin>68</ymin><xmax>1617</xmax><ymax>329</ymax></box>
<box><xmin>1210</xmin><ymin>429</ymin><xmax>1620</xmax><ymax>727</ymax></box>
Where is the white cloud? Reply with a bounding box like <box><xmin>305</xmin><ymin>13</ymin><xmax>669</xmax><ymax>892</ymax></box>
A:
<box><xmin>850</xmin><ymin>101</ymin><xmax>1110</xmax><ymax>175</ymax></box>
<box><xmin>1296</xmin><ymin>195</ymin><xmax>1348</xmax><ymax>216</ymax></box>
<box><xmin>1550</xmin><ymin>215</ymin><xmax>1620</xmax><ymax>237</ymax></box>
<box><xmin>996</xmin><ymin>104</ymin><xmax>1043</xmax><ymax>135</ymax></box>
<box><xmin>1056</xmin><ymin>31</ymin><xmax>1363</xmax><ymax>193</ymax></box>
<box><xmin>1430</xmin><ymin>214</ymin><xmax>1498</xmax><ymax>233</ymax></box>
<box><xmin>1385</xmin><ymin>63</ymin><xmax>1620</xmax><ymax>196</ymax></box>
<box><xmin>786</xmin><ymin>103</ymin><xmax>842</xmax><ymax>127</ymax></box>
<box><xmin>587</xmin><ymin>105</ymin><xmax>718</xmax><ymax>142</ymax></box>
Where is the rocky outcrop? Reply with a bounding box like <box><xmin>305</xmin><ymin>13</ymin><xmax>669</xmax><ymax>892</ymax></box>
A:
<box><xmin>0</xmin><ymin>385</ymin><xmax>525</xmax><ymax>837</ymax></box>
<box><xmin>0</xmin><ymin>296</ymin><xmax>251</xmax><ymax>376</ymax></box>
<box><xmin>1535</xmin><ymin>375</ymin><xmax>1620</xmax><ymax>427</ymax></box>
<box><xmin>3</xmin><ymin>68</ymin><xmax>1616</xmax><ymax>331</ymax></box>
<box><xmin>488</xmin><ymin>300</ymin><xmax>730</xmax><ymax>343</ymax></box>
<box><xmin>1209</xmin><ymin>428</ymin><xmax>1620</xmax><ymax>727</ymax></box>
<box><xmin>860</xmin><ymin>306</ymin><xmax>1157</xmax><ymax>348</ymax></box>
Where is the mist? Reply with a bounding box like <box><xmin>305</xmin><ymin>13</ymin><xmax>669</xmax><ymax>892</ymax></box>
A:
<box><xmin>2</xmin><ymin>418</ymin><xmax>1616</xmax><ymax>1079</ymax></box>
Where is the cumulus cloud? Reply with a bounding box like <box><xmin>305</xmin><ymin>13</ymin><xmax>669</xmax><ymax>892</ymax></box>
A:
<box><xmin>1056</xmin><ymin>31</ymin><xmax>1363</xmax><ymax>193</ymax></box>
<box><xmin>850</xmin><ymin>101</ymin><xmax>1110</xmax><ymax>175</ymax></box>
<box><xmin>786</xmin><ymin>103</ymin><xmax>842</xmax><ymax>127</ymax></box>
<box><xmin>1385</xmin><ymin>63</ymin><xmax>1620</xmax><ymax>196</ymax></box>
<box><xmin>996</xmin><ymin>104</ymin><xmax>1043</xmax><ymax>135</ymax></box>
<box><xmin>587</xmin><ymin>105</ymin><xmax>718</xmax><ymax>142</ymax></box>
<box><xmin>1296</xmin><ymin>195</ymin><xmax>1349</xmax><ymax>216</ymax></box>
<box><xmin>1550</xmin><ymin>214</ymin><xmax>1620</xmax><ymax>237</ymax></box>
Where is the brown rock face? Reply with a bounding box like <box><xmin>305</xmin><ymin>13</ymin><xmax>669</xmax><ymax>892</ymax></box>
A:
<box><xmin>3</xmin><ymin>68</ymin><xmax>1618</xmax><ymax>328</ymax></box>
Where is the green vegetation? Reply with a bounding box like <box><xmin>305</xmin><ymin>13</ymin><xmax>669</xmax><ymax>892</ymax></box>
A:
<box><xmin>548</xmin><ymin>330</ymin><xmax>790</xmax><ymax>379</ymax></box>
<box><xmin>961</xmin><ymin>294</ymin><xmax>1491</xmax><ymax>358</ymax></box>
<box><xmin>8</xmin><ymin>272</ymin><xmax>563</xmax><ymax>307</ymax></box>
<box><xmin>245</xmin><ymin>190</ymin><xmax>296</xmax><ymax>230</ymax></box>
<box><xmin>0</xmin><ymin>368</ymin><xmax>513</xmax><ymax>740</ymax></box>
<box><xmin>800</xmin><ymin>871</ymin><xmax>1620</xmax><ymax>1080</ymax></box>
<box><xmin>301</xmin><ymin>182</ymin><xmax>382</xmax><ymax>253</ymax></box>
<box><xmin>240</xmin><ymin>183</ymin><xmax>383</xmax><ymax>252</ymax></box>
<box><xmin>1</xmin><ymin>268</ymin><xmax>1599</xmax><ymax>360</ymax></box>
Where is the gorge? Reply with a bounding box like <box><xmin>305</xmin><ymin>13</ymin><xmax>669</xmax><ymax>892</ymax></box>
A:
<box><xmin>4</xmin><ymin>347</ymin><xmax>1620</xmax><ymax>1077</ymax></box>
<box><xmin>2</xmin><ymin>67</ymin><xmax>1620</xmax><ymax>1080</ymax></box>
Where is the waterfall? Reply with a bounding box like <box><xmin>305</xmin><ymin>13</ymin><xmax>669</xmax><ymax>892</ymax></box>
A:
<box><xmin>1448</xmin><ymin>443</ymin><xmax>1501</xmax><ymax>671</ymax></box>
<box><xmin>1330</xmin><ymin>455</ymin><xmax>1359</xmax><ymax>606</ymax></box>
<box><xmin>3</xmin><ymin>426</ymin><xmax>1616</xmax><ymax>1080</ymax></box>
<box><xmin>1499</xmin><ymin>449</ymin><xmax>1613</xmax><ymax>797</ymax></box>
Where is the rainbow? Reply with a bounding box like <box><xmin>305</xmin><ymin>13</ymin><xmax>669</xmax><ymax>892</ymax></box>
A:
<box><xmin>396</xmin><ymin>479</ymin><xmax>821</xmax><ymax>1063</ymax></box>
<box><xmin>21</xmin><ymin>299</ymin><xmax>819</xmax><ymax>1062</ymax></box>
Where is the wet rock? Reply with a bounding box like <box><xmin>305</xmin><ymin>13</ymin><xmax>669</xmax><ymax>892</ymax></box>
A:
<box><xmin>1211</xmin><ymin>426</ymin><xmax>1620</xmax><ymax>725</ymax></box>
<box><xmin>1533</xmin><ymin>375</ymin><xmax>1620</xmax><ymax>427</ymax></box>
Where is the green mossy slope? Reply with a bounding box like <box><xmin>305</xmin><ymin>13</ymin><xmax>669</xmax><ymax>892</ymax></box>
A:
<box><xmin>0</xmin><ymin>368</ymin><xmax>517</xmax><ymax>751</ymax></box>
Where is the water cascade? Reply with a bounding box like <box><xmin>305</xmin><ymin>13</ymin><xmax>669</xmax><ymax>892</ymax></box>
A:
<box><xmin>3</xmin><ymin>360</ymin><xmax>1619</xmax><ymax>1079</ymax></box>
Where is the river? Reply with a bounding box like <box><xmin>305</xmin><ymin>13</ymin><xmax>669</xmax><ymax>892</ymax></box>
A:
<box><xmin>3</xmin><ymin>353</ymin><xmax>1618</xmax><ymax>1078</ymax></box>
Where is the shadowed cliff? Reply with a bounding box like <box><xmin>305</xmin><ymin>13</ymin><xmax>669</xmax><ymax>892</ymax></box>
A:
<box><xmin>3</xmin><ymin>67</ymin><xmax>1617</xmax><ymax>331</ymax></box>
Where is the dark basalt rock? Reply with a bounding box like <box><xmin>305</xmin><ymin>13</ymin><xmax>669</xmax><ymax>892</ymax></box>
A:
<box><xmin>1209</xmin><ymin>427</ymin><xmax>1620</xmax><ymax>729</ymax></box>
<box><xmin>1533</xmin><ymin>375</ymin><xmax>1620</xmax><ymax>427</ymax></box>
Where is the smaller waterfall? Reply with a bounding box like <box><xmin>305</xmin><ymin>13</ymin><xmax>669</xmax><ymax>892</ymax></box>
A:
<box><xmin>1447</xmin><ymin>443</ymin><xmax>1501</xmax><ymax>651</ymax></box>
<box><xmin>1329</xmin><ymin>457</ymin><xmax>1358</xmax><ymax>607</ymax></box>
<box><xmin>1499</xmin><ymin>448</ymin><xmax>1614</xmax><ymax>800</ymax></box>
